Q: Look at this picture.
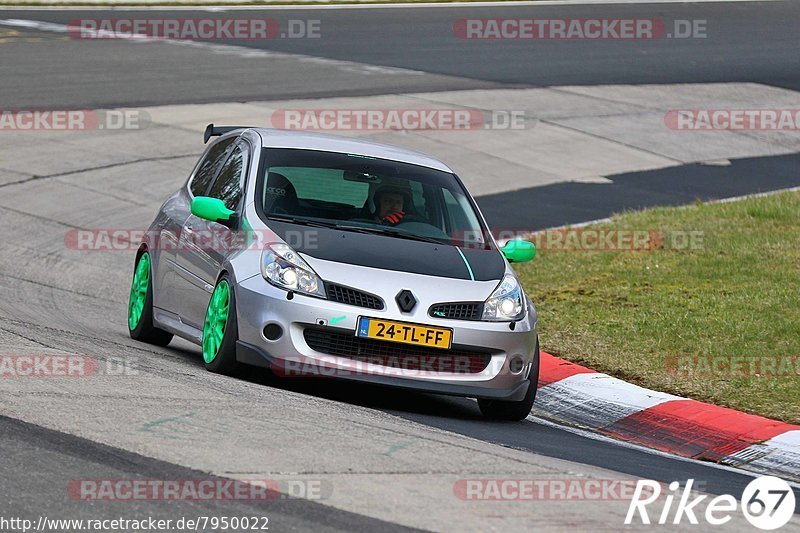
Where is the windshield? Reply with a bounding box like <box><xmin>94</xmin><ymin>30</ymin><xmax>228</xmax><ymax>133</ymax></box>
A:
<box><xmin>256</xmin><ymin>148</ymin><xmax>490</xmax><ymax>248</ymax></box>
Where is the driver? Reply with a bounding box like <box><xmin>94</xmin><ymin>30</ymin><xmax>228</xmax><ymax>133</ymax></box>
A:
<box><xmin>372</xmin><ymin>185</ymin><xmax>412</xmax><ymax>225</ymax></box>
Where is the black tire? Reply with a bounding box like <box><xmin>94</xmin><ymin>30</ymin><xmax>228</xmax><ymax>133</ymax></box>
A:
<box><xmin>203</xmin><ymin>274</ymin><xmax>240</xmax><ymax>375</ymax></box>
<box><xmin>478</xmin><ymin>337</ymin><xmax>540</xmax><ymax>421</ymax></box>
<box><xmin>129</xmin><ymin>252</ymin><xmax>173</xmax><ymax>347</ymax></box>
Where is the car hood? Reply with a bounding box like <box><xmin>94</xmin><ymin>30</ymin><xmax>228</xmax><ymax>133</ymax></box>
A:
<box><xmin>266</xmin><ymin>221</ymin><xmax>506</xmax><ymax>281</ymax></box>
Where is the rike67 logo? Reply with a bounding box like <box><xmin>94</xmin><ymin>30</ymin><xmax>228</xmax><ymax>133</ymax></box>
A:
<box><xmin>626</xmin><ymin>477</ymin><xmax>796</xmax><ymax>530</ymax></box>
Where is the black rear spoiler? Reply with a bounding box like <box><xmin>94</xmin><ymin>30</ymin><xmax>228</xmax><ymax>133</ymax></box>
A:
<box><xmin>203</xmin><ymin>124</ymin><xmax>252</xmax><ymax>144</ymax></box>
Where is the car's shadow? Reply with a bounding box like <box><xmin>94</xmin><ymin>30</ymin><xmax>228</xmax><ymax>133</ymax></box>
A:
<box><xmin>235</xmin><ymin>363</ymin><xmax>486</xmax><ymax>420</ymax></box>
<box><xmin>149</xmin><ymin>336</ymin><xmax>484</xmax><ymax>419</ymax></box>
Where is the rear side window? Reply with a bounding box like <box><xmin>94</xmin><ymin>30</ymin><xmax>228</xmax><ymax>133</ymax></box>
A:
<box><xmin>208</xmin><ymin>145</ymin><xmax>246</xmax><ymax>211</ymax></box>
<box><xmin>189</xmin><ymin>137</ymin><xmax>235</xmax><ymax>197</ymax></box>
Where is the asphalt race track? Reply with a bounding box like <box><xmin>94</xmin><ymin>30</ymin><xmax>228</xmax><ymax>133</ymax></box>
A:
<box><xmin>0</xmin><ymin>2</ymin><xmax>799</xmax><ymax>531</ymax></box>
<box><xmin>2</xmin><ymin>2</ymin><xmax>800</xmax><ymax>107</ymax></box>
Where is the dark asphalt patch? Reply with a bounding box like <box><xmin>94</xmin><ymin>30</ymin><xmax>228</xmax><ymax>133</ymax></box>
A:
<box><xmin>0</xmin><ymin>415</ymin><xmax>424</xmax><ymax>533</ymax></box>
<box><xmin>476</xmin><ymin>152</ymin><xmax>800</xmax><ymax>232</ymax></box>
<box><xmin>2</xmin><ymin>1</ymin><xmax>800</xmax><ymax>108</ymax></box>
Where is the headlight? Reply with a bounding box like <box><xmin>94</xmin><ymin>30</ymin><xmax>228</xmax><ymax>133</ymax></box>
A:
<box><xmin>482</xmin><ymin>274</ymin><xmax>525</xmax><ymax>321</ymax></box>
<box><xmin>261</xmin><ymin>243</ymin><xmax>325</xmax><ymax>298</ymax></box>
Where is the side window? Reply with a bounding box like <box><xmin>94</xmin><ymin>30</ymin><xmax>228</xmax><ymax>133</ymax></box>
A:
<box><xmin>189</xmin><ymin>137</ymin><xmax>235</xmax><ymax>197</ymax></box>
<box><xmin>443</xmin><ymin>188</ymin><xmax>483</xmax><ymax>242</ymax></box>
<box><xmin>208</xmin><ymin>144</ymin><xmax>246</xmax><ymax>211</ymax></box>
<box><xmin>410</xmin><ymin>180</ymin><xmax>426</xmax><ymax>216</ymax></box>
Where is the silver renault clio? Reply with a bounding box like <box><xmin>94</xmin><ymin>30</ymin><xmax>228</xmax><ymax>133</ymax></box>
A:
<box><xmin>128</xmin><ymin>125</ymin><xmax>539</xmax><ymax>420</ymax></box>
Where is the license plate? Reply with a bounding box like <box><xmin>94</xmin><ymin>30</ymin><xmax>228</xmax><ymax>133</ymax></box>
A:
<box><xmin>356</xmin><ymin>317</ymin><xmax>452</xmax><ymax>349</ymax></box>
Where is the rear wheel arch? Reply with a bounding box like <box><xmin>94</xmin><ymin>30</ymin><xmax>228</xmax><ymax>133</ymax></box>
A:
<box><xmin>128</xmin><ymin>250</ymin><xmax>173</xmax><ymax>347</ymax></box>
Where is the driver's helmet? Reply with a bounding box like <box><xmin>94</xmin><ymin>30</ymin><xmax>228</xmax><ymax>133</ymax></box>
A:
<box><xmin>369</xmin><ymin>179</ymin><xmax>413</xmax><ymax>216</ymax></box>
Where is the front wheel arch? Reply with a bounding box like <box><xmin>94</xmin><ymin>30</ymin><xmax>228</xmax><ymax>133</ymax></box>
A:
<box><xmin>202</xmin><ymin>273</ymin><xmax>240</xmax><ymax>374</ymax></box>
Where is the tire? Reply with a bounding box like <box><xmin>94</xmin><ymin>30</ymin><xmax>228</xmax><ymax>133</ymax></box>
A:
<box><xmin>202</xmin><ymin>274</ymin><xmax>240</xmax><ymax>375</ymax></box>
<box><xmin>478</xmin><ymin>337</ymin><xmax>540</xmax><ymax>421</ymax></box>
<box><xmin>128</xmin><ymin>251</ymin><xmax>174</xmax><ymax>346</ymax></box>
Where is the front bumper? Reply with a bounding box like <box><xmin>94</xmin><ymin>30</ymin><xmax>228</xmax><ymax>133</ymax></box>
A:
<box><xmin>234</xmin><ymin>274</ymin><xmax>538</xmax><ymax>401</ymax></box>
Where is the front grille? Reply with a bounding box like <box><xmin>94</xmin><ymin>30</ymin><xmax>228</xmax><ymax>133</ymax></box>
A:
<box><xmin>429</xmin><ymin>302</ymin><xmax>483</xmax><ymax>321</ymax></box>
<box><xmin>303</xmin><ymin>328</ymin><xmax>492</xmax><ymax>374</ymax></box>
<box><xmin>326</xmin><ymin>283</ymin><xmax>384</xmax><ymax>310</ymax></box>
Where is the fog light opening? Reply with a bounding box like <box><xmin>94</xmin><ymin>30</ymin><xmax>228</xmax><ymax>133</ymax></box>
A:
<box><xmin>509</xmin><ymin>356</ymin><xmax>525</xmax><ymax>374</ymax></box>
<box><xmin>263</xmin><ymin>323</ymin><xmax>283</xmax><ymax>341</ymax></box>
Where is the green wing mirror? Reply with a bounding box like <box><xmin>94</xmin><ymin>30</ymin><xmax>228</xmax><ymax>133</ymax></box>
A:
<box><xmin>191</xmin><ymin>196</ymin><xmax>236</xmax><ymax>227</ymax></box>
<box><xmin>502</xmin><ymin>239</ymin><xmax>536</xmax><ymax>263</ymax></box>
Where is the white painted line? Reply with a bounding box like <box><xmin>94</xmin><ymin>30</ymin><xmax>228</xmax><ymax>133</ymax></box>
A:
<box><xmin>704</xmin><ymin>185</ymin><xmax>800</xmax><ymax>206</ymax></box>
<box><xmin>0</xmin><ymin>0</ymin><xmax>787</xmax><ymax>11</ymax></box>
<box><xmin>0</xmin><ymin>18</ymin><xmax>67</xmax><ymax>33</ymax></box>
<box><xmin>0</xmin><ymin>18</ymin><xmax>426</xmax><ymax>76</ymax></box>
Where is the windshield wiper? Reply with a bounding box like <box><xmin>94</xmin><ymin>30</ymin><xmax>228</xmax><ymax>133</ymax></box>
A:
<box><xmin>266</xmin><ymin>215</ymin><xmax>447</xmax><ymax>245</ymax></box>
<box><xmin>332</xmin><ymin>224</ymin><xmax>446</xmax><ymax>245</ymax></box>
<box><xmin>265</xmin><ymin>214</ymin><xmax>341</xmax><ymax>229</ymax></box>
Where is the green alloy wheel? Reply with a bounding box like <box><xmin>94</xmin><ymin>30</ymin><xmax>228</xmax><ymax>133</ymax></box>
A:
<box><xmin>128</xmin><ymin>251</ymin><xmax>173</xmax><ymax>346</ymax></box>
<box><xmin>203</xmin><ymin>280</ymin><xmax>230</xmax><ymax>363</ymax></box>
<box><xmin>202</xmin><ymin>275</ymin><xmax>240</xmax><ymax>374</ymax></box>
<box><xmin>128</xmin><ymin>252</ymin><xmax>150</xmax><ymax>330</ymax></box>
